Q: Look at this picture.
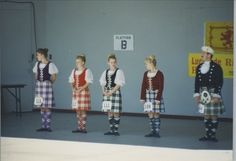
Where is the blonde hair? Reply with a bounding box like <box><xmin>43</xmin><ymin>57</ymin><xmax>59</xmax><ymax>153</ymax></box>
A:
<box><xmin>76</xmin><ymin>54</ymin><xmax>86</xmax><ymax>63</ymax></box>
<box><xmin>145</xmin><ymin>55</ymin><xmax>157</xmax><ymax>67</ymax></box>
<box><xmin>107</xmin><ymin>54</ymin><xmax>117</xmax><ymax>61</ymax></box>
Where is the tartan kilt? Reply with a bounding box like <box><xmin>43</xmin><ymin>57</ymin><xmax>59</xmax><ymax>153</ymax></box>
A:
<box><xmin>202</xmin><ymin>100</ymin><xmax>225</xmax><ymax>115</ymax></box>
<box><xmin>199</xmin><ymin>87</ymin><xmax>225</xmax><ymax>115</ymax></box>
<box><xmin>145</xmin><ymin>89</ymin><xmax>165</xmax><ymax>113</ymax></box>
<box><xmin>34</xmin><ymin>80</ymin><xmax>55</xmax><ymax>108</ymax></box>
<box><xmin>72</xmin><ymin>89</ymin><xmax>91</xmax><ymax>111</ymax></box>
<box><xmin>102</xmin><ymin>89</ymin><xmax>122</xmax><ymax>113</ymax></box>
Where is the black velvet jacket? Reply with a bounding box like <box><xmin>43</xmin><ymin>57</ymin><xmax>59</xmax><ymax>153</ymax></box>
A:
<box><xmin>194</xmin><ymin>61</ymin><xmax>223</xmax><ymax>95</ymax></box>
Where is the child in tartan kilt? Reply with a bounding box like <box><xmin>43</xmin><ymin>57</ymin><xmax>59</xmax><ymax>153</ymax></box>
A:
<box><xmin>99</xmin><ymin>54</ymin><xmax>125</xmax><ymax>136</ymax></box>
<box><xmin>140</xmin><ymin>55</ymin><xmax>164</xmax><ymax>137</ymax></box>
<box><xmin>33</xmin><ymin>48</ymin><xmax>58</xmax><ymax>132</ymax></box>
<box><xmin>193</xmin><ymin>46</ymin><xmax>225</xmax><ymax>142</ymax></box>
<box><xmin>69</xmin><ymin>54</ymin><xmax>93</xmax><ymax>133</ymax></box>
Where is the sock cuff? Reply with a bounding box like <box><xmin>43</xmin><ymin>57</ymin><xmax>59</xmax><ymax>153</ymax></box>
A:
<box><xmin>114</xmin><ymin>117</ymin><xmax>120</xmax><ymax>120</ymax></box>
<box><xmin>46</xmin><ymin>111</ymin><xmax>51</xmax><ymax>114</ymax></box>
<box><xmin>108</xmin><ymin>116</ymin><xmax>114</xmax><ymax>119</ymax></box>
<box><xmin>204</xmin><ymin>119</ymin><xmax>212</xmax><ymax>123</ymax></box>
<box><xmin>211</xmin><ymin>120</ymin><xmax>218</xmax><ymax>123</ymax></box>
<box><xmin>154</xmin><ymin>117</ymin><xmax>160</xmax><ymax>121</ymax></box>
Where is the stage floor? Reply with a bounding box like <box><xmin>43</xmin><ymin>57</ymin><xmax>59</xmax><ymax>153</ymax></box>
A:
<box><xmin>1</xmin><ymin>112</ymin><xmax>233</xmax><ymax>161</ymax></box>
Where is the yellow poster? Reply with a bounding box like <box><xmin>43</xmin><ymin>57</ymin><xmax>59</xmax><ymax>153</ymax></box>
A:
<box><xmin>188</xmin><ymin>53</ymin><xmax>233</xmax><ymax>78</ymax></box>
<box><xmin>204</xmin><ymin>22</ymin><xmax>233</xmax><ymax>53</ymax></box>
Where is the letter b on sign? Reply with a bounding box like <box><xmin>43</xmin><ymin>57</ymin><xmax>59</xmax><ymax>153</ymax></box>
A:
<box><xmin>121</xmin><ymin>40</ymin><xmax>127</xmax><ymax>49</ymax></box>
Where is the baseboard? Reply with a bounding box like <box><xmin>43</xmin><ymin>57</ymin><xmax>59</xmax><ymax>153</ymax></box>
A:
<box><xmin>32</xmin><ymin>108</ymin><xmax>233</xmax><ymax>122</ymax></box>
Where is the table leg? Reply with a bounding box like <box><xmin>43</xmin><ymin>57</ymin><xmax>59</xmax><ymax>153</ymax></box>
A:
<box><xmin>19</xmin><ymin>88</ymin><xmax>22</xmax><ymax>117</ymax></box>
<box><xmin>1</xmin><ymin>89</ymin><xmax>4</xmax><ymax>112</ymax></box>
<box><xmin>15</xmin><ymin>88</ymin><xmax>18</xmax><ymax>116</ymax></box>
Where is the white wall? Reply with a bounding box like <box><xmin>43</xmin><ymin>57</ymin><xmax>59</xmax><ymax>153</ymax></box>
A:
<box><xmin>1</xmin><ymin>0</ymin><xmax>233</xmax><ymax>118</ymax></box>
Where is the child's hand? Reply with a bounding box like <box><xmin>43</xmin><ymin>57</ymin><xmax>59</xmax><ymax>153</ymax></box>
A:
<box><xmin>106</xmin><ymin>92</ymin><xmax>112</xmax><ymax>97</ymax></box>
<box><xmin>155</xmin><ymin>100</ymin><xmax>160</xmax><ymax>105</ymax></box>
<box><xmin>103</xmin><ymin>92</ymin><xmax>112</xmax><ymax>97</ymax></box>
<box><xmin>76</xmin><ymin>87</ymin><xmax>83</xmax><ymax>93</ymax></box>
<box><xmin>140</xmin><ymin>100</ymin><xmax>145</xmax><ymax>104</ymax></box>
<box><xmin>194</xmin><ymin>96</ymin><xmax>200</xmax><ymax>104</ymax></box>
<box><xmin>73</xmin><ymin>87</ymin><xmax>80</xmax><ymax>92</ymax></box>
<box><xmin>211</xmin><ymin>97</ymin><xmax>220</xmax><ymax>104</ymax></box>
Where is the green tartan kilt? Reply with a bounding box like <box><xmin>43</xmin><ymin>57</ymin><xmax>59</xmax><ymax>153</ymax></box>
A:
<box><xmin>202</xmin><ymin>100</ymin><xmax>225</xmax><ymax>115</ymax></box>
<box><xmin>200</xmin><ymin>87</ymin><xmax>225</xmax><ymax>115</ymax></box>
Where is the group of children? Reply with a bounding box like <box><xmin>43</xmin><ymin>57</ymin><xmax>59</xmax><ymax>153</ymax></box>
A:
<box><xmin>33</xmin><ymin>48</ymin><xmax>164</xmax><ymax>137</ymax></box>
<box><xmin>33</xmin><ymin>46</ymin><xmax>224</xmax><ymax>142</ymax></box>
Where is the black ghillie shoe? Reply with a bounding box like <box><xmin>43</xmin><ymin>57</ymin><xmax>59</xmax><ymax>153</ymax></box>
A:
<box><xmin>45</xmin><ymin>128</ymin><xmax>52</xmax><ymax>132</ymax></box>
<box><xmin>145</xmin><ymin>132</ymin><xmax>155</xmax><ymax>137</ymax></box>
<box><xmin>80</xmin><ymin>130</ymin><xmax>87</xmax><ymax>134</ymax></box>
<box><xmin>152</xmin><ymin>133</ymin><xmax>160</xmax><ymax>138</ymax></box>
<box><xmin>199</xmin><ymin>136</ymin><xmax>210</xmax><ymax>141</ymax></box>
<box><xmin>36</xmin><ymin>128</ymin><xmax>47</xmax><ymax>132</ymax></box>
<box><xmin>104</xmin><ymin>131</ymin><xmax>114</xmax><ymax>135</ymax></box>
<box><xmin>113</xmin><ymin>132</ymin><xmax>120</xmax><ymax>136</ymax></box>
<box><xmin>72</xmin><ymin>129</ymin><xmax>81</xmax><ymax>133</ymax></box>
<box><xmin>209</xmin><ymin>137</ymin><xmax>218</xmax><ymax>142</ymax></box>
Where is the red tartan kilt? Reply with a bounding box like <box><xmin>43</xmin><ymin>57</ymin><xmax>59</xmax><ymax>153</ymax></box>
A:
<box><xmin>72</xmin><ymin>90</ymin><xmax>91</xmax><ymax>111</ymax></box>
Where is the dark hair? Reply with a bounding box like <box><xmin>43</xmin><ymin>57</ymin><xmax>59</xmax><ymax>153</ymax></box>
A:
<box><xmin>76</xmin><ymin>54</ymin><xmax>86</xmax><ymax>63</ymax></box>
<box><xmin>206</xmin><ymin>52</ymin><xmax>213</xmax><ymax>59</ymax></box>
<box><xmin>36</xmin><ymin>48</ymin><xmax>48</xmax><ymax>58</ymax></box>
<box><xmin>107</xmin><ymin>54</ymin><xmax>117</xmax><ymax>61</ymax></box>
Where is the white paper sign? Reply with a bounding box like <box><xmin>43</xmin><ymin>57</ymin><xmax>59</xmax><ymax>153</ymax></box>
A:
<box><xmin>114</xmin><ymin>34</ymin><xmax>134</xmax><ymax>51</ymax></box>
<box><xmin>72</xmin><ymin>98</ymin><xmax>79</xmax><ymax>109</ymax></box>
<box><xmin>102</xmin><ymin>101</ymin><xmax>112</xmax><ymax>112</ymax></box>
<box><xmin>144</xmin><ymin>102</ymin><xmax>153</xmax><ymax>113</ymax></box>
<box><xmin>34</xmin><ymin>96</ymin><xmax>43</xmax><ymax>106</ymax></box>
<box><xmin>198</xmin><ymin>103</ymin><xmax>205</xmax><ymax>114</ymax></box>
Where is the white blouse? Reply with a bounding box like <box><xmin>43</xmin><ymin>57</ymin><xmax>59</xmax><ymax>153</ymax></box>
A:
<box><xmin>32</xmin><ymin>62</ymin><xmax>59</xmax><ymax>74</ymax></box>
<box><xmin>68</xmin><ymin>68</ymin><xmax>93</xmax><ymax>84</ymax></box>
<box><xmin>99</xmin><ymin>69</ymin><xmax>125</xmax><ymax>87</ymax></box>
<box><xmin>147</xmin><ymin>70</ymin><xmax>158</xmax><ymax>78</ymax></box>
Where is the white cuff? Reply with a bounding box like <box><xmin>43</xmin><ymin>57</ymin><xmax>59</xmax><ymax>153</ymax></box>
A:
<box><xmin>193</xmin><ymin>93</ymin><xmax>200</xmax><ymax>97</ymax></box>
<box><xmin>100</xmin><ymin>82</ymin><xmax>106</xmax><ymax>86</ymax></box>
<box><xmin>68</xmin><ymin>80</ymin><xmax>74</xmax><ymax>83</ymax></box>
<box><xmin>140</xmin><ymin>99</ymin><xmax>145</xmax><ymax>102</ymax></box>
<box><xmin>212</xmin><ymin>93</ymin><xmax>221</xmax><ymax>98</ymax></box>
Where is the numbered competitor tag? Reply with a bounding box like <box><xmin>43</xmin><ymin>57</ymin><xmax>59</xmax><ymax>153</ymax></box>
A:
<box><xmin>144</xmin><ymin>102</ymin><xmax>153</xmax><ymax>113</ymax></box>
<box><xmin>34</xmin><ymin>96</ymin><xmax>43</xmax><ymax>106</ymax></box>
<box><xmin>102</xmin><ymin>101</ymin><xmax>112</xmax><ymax>112</ymax></box>
<box><xmin>72</xmin><ymin>98</ymin><xmax>79</xmax><ymax>109</ymax></box>
<box><xmin>198</xmin><ymin>103</ymin><xmax>205</xmax><ymax>114</ymax></box>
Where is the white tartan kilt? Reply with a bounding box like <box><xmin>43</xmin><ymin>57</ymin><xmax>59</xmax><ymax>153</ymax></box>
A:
<box><xmin>145</xmin><ymin>89</ymin><xmax>165</xmax><ymax>113</ymax></box>
<box><xmin>34</xmin><ymin>80</ymin><xmax>55</xmax><ymax>108</ymax></box>
<box><xmin>102</xmin><ymin>90</ymin><xmax>122</xmax><ymax>113</ymax></box>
